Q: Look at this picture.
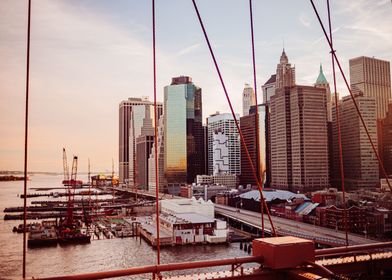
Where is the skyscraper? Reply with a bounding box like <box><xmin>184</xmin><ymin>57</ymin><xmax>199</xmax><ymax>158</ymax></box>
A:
<box><xmin>207</xmin><ymin>112</ymin><xmax>241</xmax><ymax>176</ymax></box>
<box><xmin>379</xmin><ymin>103</ymin><xmax>392</xmax><ymax>177</ymax></box>
<box><xmin>332</xmin><ymin>93</ymin><xmax>379</xmax><ymax>189</ymax></box>
<box><xmin>164</xmin><ymin>76</ymin><xmax>204</xmax><ymax>187</ymax></box>
<box><xmin>240</xmin><ymin>105</ymin><xmax>268</xmax><ymax>187</ymax></box>
<box><xmin>135</xmin><ymin>105</ymin><xmax>155</xmax><ymax>189</ymax></box>
<box><xmin>314</xmin><ymin>64</ymin><xmax>335</xmax><ymax>186</ymax></box>
<box><xmin>148</xmin><ymin>114</ymin><xmax>165</xmax><ymax>193</ymax></box>
<box><xmin>212</xmin><ymin>129</ymin><xmax>229</xmax><ymax>175</ymax></box>
<box><xmin>350</xmin><ymin>56</ymin><xmax>391</xmax><ymax>119</ymax></box>
<box><xmin>262</xmin><ymin>74</ymin><xmax>276</xmax><ymax>104</ymax></box>
<box><xmin>315</xmin><ymin>64</ymin><xmax>332</xmax><ymax>122</ymax></box>
<box><xmin>270</xmin><ymin>87</ymin><xmax>292</xmax><ymax>189</ymax></box>
<box><xmin>119</xmin><ymin>97</ymin><xmax>162</xmax><ymax>184</ymax></box>
<box><xmin>275</xmin><ymin>49</ymin><xmax>295</xmax><ymax>90</ymax></box>
<box><xmin>269</xmin><ymin>49</ymin><xmax>296</xmax><ymax>190</ymax></box>
<box><xmin>290</xmin><ymin>86</ymin><xmax>329</xmax><ymax>191</ymax></box>
<box><xmin>261</xmin><ymin>76</ymin><xmax>275</xmax><ymax>187</ymax></box>
<box><xmin>242</xmin><ymin>84</ymin><xmax>256</xmax><ymax>116</ymax></box>
<box><xmin>270</xmin><ymin>51</ymin><xmax>329</xmax><ymax>192</ymax></box>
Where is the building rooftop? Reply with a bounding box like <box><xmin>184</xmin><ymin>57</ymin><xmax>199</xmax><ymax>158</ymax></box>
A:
<box><xmin>239</xmin><ymin>189</ymin><xmax>308</xmax><ymax>202</ymax></box>
<box><xmin>263</xmin><ymin>74</ymin><xmax>276</xmax><ymax>86</ymax></box>
<box><xmin>315</xmin><ymin>64</ymin><xmax>328</xmax><ymax>85</ymax></box>
<box><xmin>175</xmin><ymin>213</ymin><xmax>215</xmax><ymax>224</ymax></box>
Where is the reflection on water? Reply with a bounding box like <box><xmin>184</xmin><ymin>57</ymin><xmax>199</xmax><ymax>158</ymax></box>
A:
<box><xmin>0</xmin><ymin>175</ymin><xmax>248</xmax><ymax>279</ymax></box>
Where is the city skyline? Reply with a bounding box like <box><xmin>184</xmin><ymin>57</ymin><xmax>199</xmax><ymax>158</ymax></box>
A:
<box><xmin>1</xmin><ymin>0</ymin><xmax>392</xmax><ymax>172</ymax></box>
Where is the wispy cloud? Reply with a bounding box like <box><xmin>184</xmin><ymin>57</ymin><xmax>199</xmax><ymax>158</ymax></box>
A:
<box><xmin>178</xmin><ymin>43</ymin><xmax>200</xmax><ymax>56</ymax></box>
<box><xmin>299</xmin><ymin>14</ymin><xmax>311</xmax><ymax>27</ymax></box>
<box><xmin>311</xmin><ymin>27</ymin><xmax>341</xmax><ymax>45</ymax></box>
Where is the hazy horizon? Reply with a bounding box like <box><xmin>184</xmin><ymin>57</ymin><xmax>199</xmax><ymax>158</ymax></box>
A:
<box><xmin>1</xmin><ymin>0</ymin><xmax>391</xmax><ymax>172</ymax></box>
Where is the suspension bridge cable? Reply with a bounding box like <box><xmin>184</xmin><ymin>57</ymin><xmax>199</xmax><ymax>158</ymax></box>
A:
<box><xmin>152</xmin><ymin>0</ymin><xmax>161</xmax><ymax>265</ymax></box>
<box><xmin>191</xmin><ymin>0</ymin><xmax>277</xmax><ymax>236</ymax></box>
<box><xmin>248</xmin><ymin>0</ymin><xmax>265</xmax><ymax>238</ymax></box>
<box><xmin>309</xmin><ymin>0</ymin><xmax>392</xmax><ymax>193</ymax></box>
<box><xmin>23</xmin><ymin>0</ymin><xmax>32</xmax><ymax>278</ymax></box>
<box><xmin>326</xmin><ymin>0</ymin><xmax>349</xmax><ymax>247</ymax></box>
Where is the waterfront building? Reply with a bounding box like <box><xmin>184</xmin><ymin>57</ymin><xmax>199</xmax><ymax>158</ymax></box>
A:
<box><xmin>158</xmin><ymin>198</ymin><xmax>228</xmax><ymax>245</ymax></box>
<box><xmin>240</xmin><ymin>105</ymin><xmax>268</xmax><ymax>187</ymax></box>
<box><xmin>207</xmin><ymin>112</ymin><xmax>241</xmax><ymax>176</ymax></box>
<box><xmin>332</xmin><ymin>93</ymin><xmax>379</xmax><ymax>189</ymax></box>
<box><xmin>148</xmin><ymin>114</ymin><xmax>165</xmax><ymax>193</ymax></box>
<box><xmin>349</xmin><ymin>56</ymin><xmax>391</xmax><ymax>119</ymax></box>
<box><xmin>164</xmin><ymin>76</ymin><xmax>204</xmax><ymax>187</ymax></box>
<box><xmin>242</xmin><ymin>84</ymin><xmax>256</xmax><ymax>116</ymax></box>
<box><xmin>119</xmin><ymin>97</ymin><xmax>162</xmax><ymax>184</ymax></box>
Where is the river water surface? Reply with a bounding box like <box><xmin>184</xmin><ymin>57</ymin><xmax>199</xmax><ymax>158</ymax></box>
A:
<box><xmin>0</xmin><ymin>175</ymin><xmax>249</xmax><ymax>279</ymax></box>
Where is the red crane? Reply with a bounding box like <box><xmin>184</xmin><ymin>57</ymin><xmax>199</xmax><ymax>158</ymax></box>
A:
<box><xmin>65</xmin><ymin>155</ymin><xmax>78</xmax><ymax>226</ymax></box>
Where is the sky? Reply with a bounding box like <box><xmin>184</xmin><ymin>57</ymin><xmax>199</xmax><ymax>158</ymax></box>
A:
<box><xmin>1</xmin><ymin>0</ymin><xmax>391</xmax><ymax>173</ymax></box>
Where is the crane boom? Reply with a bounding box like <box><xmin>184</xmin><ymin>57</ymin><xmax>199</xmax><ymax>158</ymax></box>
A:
<box><xmin>62</xmin><ymin>148</ymin><xmax>69</xmax><ymax>183</ymax></box>
<box><xmin>66</xmin><ymin>155</ymin><xmax>78</xmax><ymax>226</ymax></box>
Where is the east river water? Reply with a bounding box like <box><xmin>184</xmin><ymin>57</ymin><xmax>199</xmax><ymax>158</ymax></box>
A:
<box><xmin>0</xmin><ymin>175</ymin><xmax>248</xmax><ymax>280</ymax></box>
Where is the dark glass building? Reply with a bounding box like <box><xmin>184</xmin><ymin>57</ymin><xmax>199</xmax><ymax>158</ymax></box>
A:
<box><xmin>164</xmin><ymin>76</ymin><xmax>205</xmax><ymax>186</ymax></box>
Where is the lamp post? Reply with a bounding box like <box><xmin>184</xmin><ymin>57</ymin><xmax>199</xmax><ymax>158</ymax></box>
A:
<box><xmin>235</xmin><ymin>199</ymin><xmax>243</xmax><ymax>212</ymax></box>
<box><xmin>365</xmin><ymin>222</ymin><xmax>369</xmax><ymax>239</ymax></box>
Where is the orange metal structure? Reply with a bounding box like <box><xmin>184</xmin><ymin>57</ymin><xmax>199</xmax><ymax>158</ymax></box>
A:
<box><xmin>252</xmin><ymin>237</ymin><xmax>315</xmax><ymax>269</ymax></box>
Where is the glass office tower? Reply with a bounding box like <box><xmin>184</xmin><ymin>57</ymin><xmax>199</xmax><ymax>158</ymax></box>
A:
<box><xmin>164</xmin><ymin>76</ymin><xmax>204</xmax><ymax>186</ymax></box>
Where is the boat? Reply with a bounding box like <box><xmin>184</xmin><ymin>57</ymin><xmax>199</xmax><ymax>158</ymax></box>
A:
<box><xmin>58</xmin><ymin>227</ymin><xmax>91</xmax><ymax>244</ymax></box>
<box><xmin>27</xmin><ymin>223</ymin><xmax>57</xmax><ymax>248</ymax></box>
<box><xmin>13</xmin><ymin>222</ymin><xmax>40</xmax><ymax>233</ymax></box>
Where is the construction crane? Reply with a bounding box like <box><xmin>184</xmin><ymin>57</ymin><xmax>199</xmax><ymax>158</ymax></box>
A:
<box><xmin>62</xmin><ymin>148</ymin><xmax>70</xmax><ymax>185</ymax></box>
<box><xmin>66</xmin><ymin>155</ymin><xmax>78</xmax><ymax>226</ymax></box>
<box><xmin>88</xmin><ymin>158</ymin><xmax>91</xmax><ymax>209</ymax></box>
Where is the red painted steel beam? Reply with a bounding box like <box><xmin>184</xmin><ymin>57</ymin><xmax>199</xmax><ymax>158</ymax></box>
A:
<box><xmin>315</xmin><ymin>241</ymin><xmax>392</xmax><ymax>257</ymax></box>
<box><xmin>23</xmin><ymin>0</ymin><xmax>32</xmax><ymax>278</ymax></box>
<box><xmin>32</xmin><ymin>256</ymin><xmax>264</xmax><ymax>280</ymax></box>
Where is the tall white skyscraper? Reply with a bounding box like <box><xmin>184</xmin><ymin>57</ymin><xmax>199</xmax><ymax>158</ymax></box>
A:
<box><xmin>242</xmin><ymin>84</ymin><xmax>256</xmax><ymax>116</ymax></box>
<box><xmin>207</xmin><ymin>112</ymin><xmax>240</xmax><ymax>176</ymax></box>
